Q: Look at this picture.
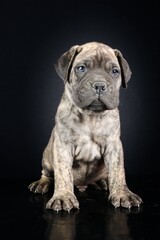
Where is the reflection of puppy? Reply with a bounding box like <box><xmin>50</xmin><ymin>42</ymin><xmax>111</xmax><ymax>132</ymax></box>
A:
<box><xmin>28</xmin><ymin>42</ymin><xmax>142</xmax><ymax>211</ymax></box>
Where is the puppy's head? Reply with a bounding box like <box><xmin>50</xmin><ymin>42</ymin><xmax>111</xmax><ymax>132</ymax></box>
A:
<box><xmin>55</xmin><ymin>42</ymin><xmax>131</xmax><ymax>111</ymax></box>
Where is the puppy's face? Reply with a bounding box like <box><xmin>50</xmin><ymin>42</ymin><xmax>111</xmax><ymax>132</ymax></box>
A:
<box><xmin>55</xmin><ymin>42</ymin><xmax>131</xmax><ymax>111</ymax></box>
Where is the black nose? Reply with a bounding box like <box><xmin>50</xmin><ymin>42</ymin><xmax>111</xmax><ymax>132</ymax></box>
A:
<box><xmin>92</xmin><ymin>82</ymin><xmax>107</xmax><ymax>95</ymax></box>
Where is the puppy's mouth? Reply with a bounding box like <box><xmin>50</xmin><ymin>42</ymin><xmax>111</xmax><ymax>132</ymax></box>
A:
<box><xmin>87</xmin><ymin>100</ymin><xmax>107</xmax><ymax>111</ymax></box>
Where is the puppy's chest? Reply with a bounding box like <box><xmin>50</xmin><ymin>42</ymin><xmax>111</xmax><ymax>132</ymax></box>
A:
<box><xmin>67</xmin><ymin>110</ymin><xmax>119</xmax><ymax>162</ymax></box>
<box><xmin>74</xmin><ymin>127</ymin><xmax>107</xmax><ymax>162</ymax></box>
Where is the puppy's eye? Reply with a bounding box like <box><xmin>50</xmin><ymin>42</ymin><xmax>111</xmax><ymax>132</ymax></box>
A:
<box><xmin>76</xmin><ymin>66</ymin><xmax>86</xmax><ymax>73</ymax></box>
<box><xmin>111</xmin><ymin>68</ymin><xmax>120</xmax><ymax>76</ymax></box>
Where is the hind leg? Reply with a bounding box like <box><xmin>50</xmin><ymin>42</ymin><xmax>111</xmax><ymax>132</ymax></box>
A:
<box><xmin>96</xmin><ymin>179</ymin><xmax>108</xmax><ymax>191</ymax></box>
<box><xmin>88</xmin><ymin>179</ymin><xmax>108</xmax><ymax>191</ymax></box>
<box><xmin>28</xmin><ymin>174</ymin><xmax>53</xmax><ymax>194</ymax></box>
<box><xmin>28</xmin><ymin>132</ymin><xmax>54</xmax><ymax>194</ymax></box>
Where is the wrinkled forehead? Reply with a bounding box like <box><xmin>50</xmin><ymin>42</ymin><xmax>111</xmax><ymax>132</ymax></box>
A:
<box><xmin>75</xmin><ymin>43</ymin><xmax>118</xmax><ymax>64</ymax></box>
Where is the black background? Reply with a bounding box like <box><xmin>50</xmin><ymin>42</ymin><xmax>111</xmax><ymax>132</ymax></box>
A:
<box><xmin>0</xmin><ymin>0</ymin><xmax>159</xmax><ymax>179</ymax></box>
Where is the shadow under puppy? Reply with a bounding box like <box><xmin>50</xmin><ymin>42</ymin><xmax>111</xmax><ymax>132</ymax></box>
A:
<box><xmin>28</xmin><ymin>42</ymin><xmax>142</xmax><ymax>211</ymax></box>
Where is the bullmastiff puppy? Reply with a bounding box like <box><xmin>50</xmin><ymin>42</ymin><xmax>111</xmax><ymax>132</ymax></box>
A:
<box><xmin>28</xmin><ymin>42</ymin><xmax>142</xmax><ymax>211</ymax></box>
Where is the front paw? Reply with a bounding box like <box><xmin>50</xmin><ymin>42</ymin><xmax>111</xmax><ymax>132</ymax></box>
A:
<box><xmin>109</xmin><ymin>189</ymin><xmax>142</xmax><ymax>209</ymax></box>
<box><xmin>46</xmin><ymin>192</ymin><xmax>79</xmax><ymax>212</ymax></box>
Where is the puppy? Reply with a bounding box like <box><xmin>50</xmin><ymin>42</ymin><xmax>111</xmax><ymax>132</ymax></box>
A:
<box><xmin>28</xmin><ymin>42</ymin><xmax>142</xmax><ymax>211</ymax></box>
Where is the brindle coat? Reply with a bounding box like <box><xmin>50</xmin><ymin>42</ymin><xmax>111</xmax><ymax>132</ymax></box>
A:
<box><xmin>28</xmin><ymin>42</ymin><xmax>142</xmax><ymax>211</ymax></box>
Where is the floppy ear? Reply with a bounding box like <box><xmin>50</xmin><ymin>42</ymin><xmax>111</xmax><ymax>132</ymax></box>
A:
<box><xmin>55</xmin><ymin>45</ymin><xmax>82</xmax><ymax>83</ymax></box>
<box><xmin>114</xmin><ymin>49</ymin><xmax>132</xmax><ymax>88</ymax></box>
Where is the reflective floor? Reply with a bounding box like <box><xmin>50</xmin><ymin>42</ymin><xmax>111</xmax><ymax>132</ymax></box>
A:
<box><xmin>1</xmin><ymin>175</ymin><xmax>160</xmax><ymax>240</ymax></box>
